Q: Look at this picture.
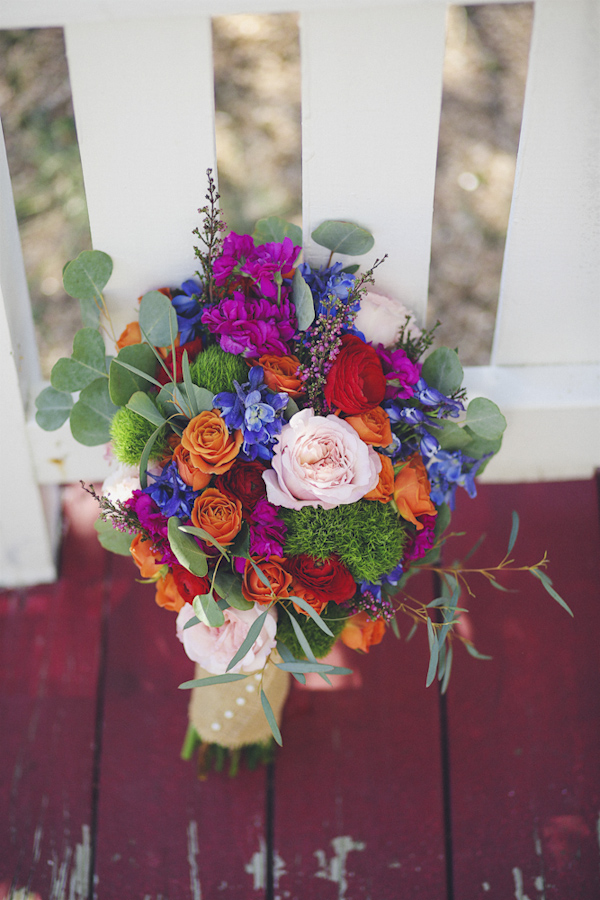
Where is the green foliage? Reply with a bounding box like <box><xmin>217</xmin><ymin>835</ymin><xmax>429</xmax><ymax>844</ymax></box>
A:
<box><xmin>109</xmin><ymin>343</ymin><xmax>157</xmax><ymax>406</ymax></box>
<box><xmin>63</xmin><ymin>249</ymin><xmax>112</xmax><ymax>303</ymax></box>
<box><xmin>421</xmin><ymin>346</ymin><xmax>464</xmax><ymax>395</ymax></box>
<box><xmin>139</xmin><ymin>291</ymin><xmax>178</xmax><ymax>347</ymax></box>
<box><xmin>311</xmin><ymin>220</ymin><xmax>374</xmax><ymax>256</ymax></box>
<box><xmin>70</xmin><ymin>378</ymin><xmax>118</xmax><ymax>445</ymax></box>
<box><xmin>190</xmin><ymin>343</ymin><xmax>248</xmax><ymax>394</ymax></box>
<box><xmin>110</xmin><ymin>405</ymin><xmax>169</xmax><ymax>465</ymax></box>
<box><xmin>465</xmin><ymin>397</ymin><xmax>507</xmax><ymax>440</ymax></box>
<box><xmin>35</xmin><ymin>386</ymin><xmax>72</xmax><ymax>430</ymax></box>
<box><xmin>50</xmin><ymin>327</ymin><xmax>108</xmax><ymax>392</ymax></box>
<box><xmin>282</xmin><ymin>500</ymin><xmax>406</xmax><ymax>583</ymax></box>
<box><xmin>252</xmin><ymin>216</ymin><xmax>302</xmax><ymax>247</ymax></box>
<box><xmin>292</xmin><ymin>268</ymin><xmax>315</xmax><ymax>331</ymax></box>
<box><xmin>94</xmin><ymin>518</ymin><xmax>133</xmax><ymax>556</ymax></box>
<box><xmin>276</xmin><ymin>602</ymin><xmax>347</xmax><ymax>660</ymax></box>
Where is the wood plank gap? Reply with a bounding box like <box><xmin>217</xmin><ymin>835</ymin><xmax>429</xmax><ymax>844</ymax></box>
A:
<box><xmin>87</xmin><ymin>553</ymin><xmax>113</xmax><ymax>900</ymax></box>
<box><xmin>265</xmin><ymin>760</ymin><xmax>275</xmax><ymax>900</ymax></box>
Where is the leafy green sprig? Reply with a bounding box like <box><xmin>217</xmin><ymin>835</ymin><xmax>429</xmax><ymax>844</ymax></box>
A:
<box><xmin>192</xmin><ymin>168</ymin><xmax>226</xmax><ymax>304</ymax></box>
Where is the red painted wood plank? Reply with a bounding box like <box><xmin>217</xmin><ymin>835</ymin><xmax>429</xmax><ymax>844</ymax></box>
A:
<box><xmin>273</xmin><ymin>574</ymin><xmax>447</xmax><ymax>898</ymax></box>
<box><xmin>94</xmin><ymin>553</ymin><xmax>269</xmax><ymax>899</ymax></box>
<box><xmin>445</xmin><ymin>480</ymin><xmax>600</xmax><ymax>897</ymax></box>
<box><xmin>0</xmin><ymin>487</ymin><xmax>107</xmax><ymax>899</ymax></box>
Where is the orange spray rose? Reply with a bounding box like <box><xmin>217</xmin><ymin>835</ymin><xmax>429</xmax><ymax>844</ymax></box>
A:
<box><xmin>345</xmin><ymin>406</ymin><xmax>393</xmax><ymax>448</ymax></box>
<box><xmin>393</xmin><ymin>454</ymin><xmax>437</xmax><ymax>531</ymax></box>
<box><xmin>191</xmin><ymin>487</ymin><xmax>242</xmax><ymax>547</ymax></box>
<box><xmin>257</xmin><ymin>354</ymin><xmax>304</xmax><ymax>398</ymax></box>
<box><xmin>341</xmin><ymin>612</ymin><xmax>386</xmax><ymax>653</ymax></box>
<box><xmin>181</xmin><ymin>410</ymin><xmax>242</xmax><ymax>475</ymax></box>
<box><xmin>241</xmin><ymin>556</ymin><xmax>293</xmax><ymax>605</ymax></box>
<box><xmin>364</xmin><ymin>454</ymin><xmax>395</xmax><ymax>503</ymax></box>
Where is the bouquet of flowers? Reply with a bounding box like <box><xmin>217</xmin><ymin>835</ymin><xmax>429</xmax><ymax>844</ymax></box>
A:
<box><xmin>36</xmin><ymin>172</ymin><xmax>569</xmax><ymax>771</ymax></box>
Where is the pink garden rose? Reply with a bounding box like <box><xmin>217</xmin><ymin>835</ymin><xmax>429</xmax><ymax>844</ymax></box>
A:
<box><xmin>176</xmin><ymin>603</ymin><xmax>278</xmax><ymax>675</ymax></box>
<box><xmin>263</xmin><ymin>408</ymin><xmax>381</xmax><ymax>510</ymax></box>
<box><xmin>354</xmin><ymin>291</ymin><xmax>422</xmax><ymax>348</ymax></box>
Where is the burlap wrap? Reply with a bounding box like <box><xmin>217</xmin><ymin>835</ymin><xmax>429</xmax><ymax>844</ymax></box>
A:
<box><xmin>188</xmin><ymin>661</ymin><xmax>291</xmax><ymax>749</ymax></box>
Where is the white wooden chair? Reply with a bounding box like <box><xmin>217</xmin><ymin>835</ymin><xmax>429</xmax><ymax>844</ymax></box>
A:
<box><xmin>1</xmin><ymin>0</ymin><xmax>598</xmax><ymax>587</ymax></box>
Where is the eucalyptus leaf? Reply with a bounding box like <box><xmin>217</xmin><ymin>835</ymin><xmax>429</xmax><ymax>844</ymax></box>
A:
<box><xmin>466</xmin><ymin>397</ymin><xmax>507</xmax><ymax>440</ymax></box>
<box><xmin>180</xmin><ymin>525</ymin><xmax>229</xmax><ymax>557</ymax></box>
<box><xmin>167</xmin><ymin>517</ymin><xmax>208</xmax><ymax>577</ymax></box>
<box><xmin>193</xmin><ymin>592</ymin><xmax>226</xmax><ymax>628</ymax></box>
<box><xmin>248</xmin><ymin>556</ymin><xmax>271</xmax><ymax>589</ymax></box>
<box><xmin>465</xmin><ymin>642</ymin><xmax>493</xmax><ymax>661</ymax></box>
<box><xmin>292</xmin><ymin>268</ymin><xmax>315</xmax><ymax>331</ymax></box>
<box><xmin>226</xmin><ymin>607</ymin><xmax>270</xmax><ymax>672</ymax></box>
<box><xmin>62</xmin><ymin>249</ymin><xmax>113</xmax><ymax>301</ymax></box>
<box><xmin>126</xmin><ymin>391</ymin><xmax>166</xmax><ymax>427</ymax></box>
<box><xmin>109</xmin><ymin>343</ymin><xmax>157</xmax><ymax>406</ymax></box>
<box><xmin>440</xmin><ymin>644</ymin><xmax>453</xmax><ymax>694</ymax></box>
<box><xmin>283</xmin><ymin>396</ymin><xmax>300</xmax><ymax>421</ymax></box>
<box><xmin>138</xmin><ymin>422</ymin><xmax>167</xmax><ymax>489</ymax></box>
<box><xmin>288</xmin><ymin>596</ymin><xmax>334</xmax><ymax>637</ymax></box>
<box><xmin>461</xmin><ymin>427</ymin><xmax>503</xmax><ymax>461</ymax></box>
<box><xmin>179</xmin><ymin>673</ymin><xmax>248</xmax><ymax>689</ymax></box>
<box><xmin>213</xmin><ymin>568</ymin><xmax>253</xmax><ymax>610</ymax></box>
<box><xmin>425</xmin><ymin>618</ymin><xmax>439</xmax><ymax>687</ymax></box>
<box><xmin>51</xmin><ymin>328</ymin><xmax>108</xmax><ymax>392</ymax></box>
<box><xmin>252</xmin><ymin>216</ymin><xmax>303</xmax><ymax>248</ymax></box>
<box><xmin>435</xmin><ymin>420</ymin><xmax>471</xmax><ymax>452</ymax></box>
<box><xmin>94</xmin><ymin>517</ymin><xmax>133</xmax><ymax>556</ymax></box>
<box><xmin>311</xmin><ymin>220</ymin><xmax>374</xmax><ymax>256</ymax></box>
<box><xmin>530</xmin><ymin>568</ymin><xmax>573</xmax><ymax>617</ymax></box>
<box><xmin>35</xmin><ymin>386</ymin><xmax>73</xmax><ymax>431</ymax></box>
<box><xmin>276</xmin><ymin>641</ymin><xmax>306</xmax><ymax>685</ymax></box>
<box><xmin>229</xmin><ymin>523</ymin><xmax>250</xmax><ymax>559</ymax></box>
<box><xmin>110</xmin><ymin>357</ymin><xmax>164</xmax><ymax>391</ymax></box>
<box><xmin>421</xmin><ymin>347</ymin><xmax>464</xmax><ymax>396</ymax></box>
<box><xmin>78</xmin><ymin>297</ymin><xmax>101</xmax><ymax>329</ymax></box>
<box><xmin>284</xmin><ymin>607</ymin><xmax>317</xmax><ymax>662</ymax></box>
<box><xmin>507</xmin><ymin>510</ymin><xmax>520</xmax><ymax>556</ymax></box>
<box><xmin>183</xmin><ymin>615</ymin><xmax>200</xmax><ymax>631</ymax></box>
<box><xmin>260</xmin><ymin>688</ymin><xmax>283</xmax><ymax>746</ymax></box>
<box><xmin>139</xmin><ymin>290</ymin><xmax>178</xmax><ymax>347</ymax></box>
<box><xmin>70</xmin><ymin>377</ymin><xmax>118</xmax><ymax>445</ymax></box>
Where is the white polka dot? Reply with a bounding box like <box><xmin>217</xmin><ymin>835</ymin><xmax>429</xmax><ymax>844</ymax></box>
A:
<box><xmin>211</xmin><ymin>722</ymin><xmax>221</xmax><ymax>731</ymax></box>
<box><xmin>224</xmin><ymin>710</ymin><xmax>233</xmax><ymax>719</ymax></box>
<box><xmin>245</xmin><ymin>683</ymin><xmax>255</xmax><ymax>693</ymax></box>
<box><xmin>254</xmin><ymin>673</ymin><xmax>262</xmax><ymax>682</ymax></box>
<box><xmin>236</xmin><ymin>697</ymin><xmax>246</xmax><ymax>706</ymax></box>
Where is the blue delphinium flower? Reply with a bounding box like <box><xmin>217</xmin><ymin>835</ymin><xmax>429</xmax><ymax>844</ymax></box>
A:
<box><xmin>426</xmin><ymin>450</ymin><xmax>490</xmax><ymax>509</ymax></box>
<box><xmin>171</xmin><ymin>279</ymin><xmax>204</xmax><ymax>344</ymax></box>
<box><xmin>298</xmin><ymin>261</ymin><xmax>360</xmax><ymax>331</ymax></box>
<box><xmin>213</xmin><ymin>366</ymin><xmax>288</xmax><ymax>461</ymax></box>
<box><xmin>143</xmin><ymin>460</ymin><xmax>198</xmax><ymax>519</ymax></box>
<box><xmin>415</xmin><ymin>377</ymin><xmax>464</xmax><ymax>418</ymax></box>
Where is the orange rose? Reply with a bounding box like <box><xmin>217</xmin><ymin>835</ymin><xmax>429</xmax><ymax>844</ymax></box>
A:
<box><xmin>181</xmin><ymin>410</ymin><xmax>242</xmax><ymax>475</ymax></box>
<box><xmin>130</xmin><ymin>534</ymin><xmax>164</xmax><ymax>579</ymax></box>
<box><xmin>173</xmin><ymin>443</ymin><xmax>211</xmax><ymax>491</ymax></box>
<box><xmin>257</xmin><ymin>354</ymin><xmax>304</xmax><ymax>398</ymax></box>
<box><xmin>290</xmin><ymin>578</ymin><xmax>327</xmax><ymax>616</ymax></box>
<box><xmin>191</xmin><ymin>487</ymin><xmax>242</xmax><ymax>546</ymax></box>
<box><xmin>241</xmin><ymin>556</ymin><xmax>293</xmax><ymax>605</ymax></box>
<box><xmin>364</xmin><ymin>454</ymin><xmax>395</xmax><ymax>503</ymax></box>
<box><xmin>393</xmin><ymin>454</ymin><xmax>437</xmax><ymax>531</ymax></box>
<box><xmin>116</xmin><ymin>321</ymin><xmax>142</xmax><ymax>350</ymax></box>
<box><xmin>155</xmin><ymin>571</ymin><xmax>185</xmax><ymax>612</ymax></box>
<box><xmin>341</xmin><ymin>611</ymin><xmax>385</xmax><ymax>653</ymax></box>
<box><xmin>345</xmin><ymin>406</ymin><xmax>393</xmax><ymax>448</ymax></box>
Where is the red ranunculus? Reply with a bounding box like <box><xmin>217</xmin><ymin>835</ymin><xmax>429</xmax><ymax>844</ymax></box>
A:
<box><xmin>156</xmin><ymin>338</ymin><xmax>203</xmax><ymax>386</ymax></box>
<box><xmin>220</xmin><ymin>459</ymin><xmax>267</xmax><ymax>515</ymax></box>
<box><xmin>324</xmin><ymin>334</ymin><xmax>386</xmax><ymax>414</ymax></box>
<box><xmin>171</xmin><ymin>564</ymin><xmax>211</xmax><ymax>604</ymax></box>
<box><xmin>285</xmin><ymin>554</ymin><xmax>356</xmax><ymax>604</ymax></box>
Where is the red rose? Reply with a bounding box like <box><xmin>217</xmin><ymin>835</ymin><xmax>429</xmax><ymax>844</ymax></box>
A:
<box><xmin>171</xmin><ymin>564</ymin><xmax>211</xmax><ymax>604</ymax></box>
<box><xmin>324</xmin><ymin>334</ymin><xmax>386</xmax><ymax>414</ymax></box>
<box><xmin>286</xmin><ymin>554</ymin><xmax>356</xmax><ymax>604</ymax></box>
<box><xmin>156</xmin><ymin>338</ymin><xmax>203</xmax><ymax>386</ymax></box>
<box><xmin>220</xmin><ymin>459</ymin><xmax>267</xmax><ymax>515</ymax></box>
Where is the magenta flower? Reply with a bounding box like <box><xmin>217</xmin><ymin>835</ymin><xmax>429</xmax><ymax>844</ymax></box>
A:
<box><xmin>249</xmin><ymin>498</ymin><xmax>287</xmax><ymax>558</ymax></box>
<box><xmin>202</xmin><ymin>292</ymin><xmax>296</xmax><ymax>356</ymax></box>
<box><xmin>376</xmin><ymin>345</ymin><xmax>422</xmax><ymax>400</ymax></box>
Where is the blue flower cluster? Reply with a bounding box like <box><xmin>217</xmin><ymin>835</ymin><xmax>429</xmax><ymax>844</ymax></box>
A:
<box><xmin>171</xmin><ymin>280</ymin><xmax>205</xmax><ymax>344</ymax></box>
<box><xmin>144</xmin><ymin>460</ymin><xmax>198</xmax><ymax>519</ymax></box>
<box><xmin>213</xmin><ymin>366</ymin><xmax>288</xmax><ymax>462</ymax></box>
<box><xmin>298</xmin><ymin>261</ymin><xmax>359</xmax><ymax>327</ymax></box>
<box><xmin>426</xmin><ymin>450</ymin><xmax>490</xmax><ymax>509</ymax></box>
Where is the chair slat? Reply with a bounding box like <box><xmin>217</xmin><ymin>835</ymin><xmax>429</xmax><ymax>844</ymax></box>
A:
<box><xmin>300</xmin><ymin>4</ymin><xmax>447</xmax><ymax>324</ymax></box>
<box><xmin>64</xmin><ymin>17</ymin><xmax>218</xmax><ymax>338</ymax></box>
<box><xmin>493</xmin><ymin>0</ymin><xmax>600</xmax><ymax>366</ymax></box>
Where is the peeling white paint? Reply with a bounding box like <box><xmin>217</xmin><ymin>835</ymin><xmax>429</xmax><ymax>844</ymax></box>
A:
<box><xmin>187</xmin><ymin>820</ymin><xmax>202</xmax><ymax>900</ymax></box>
<box><xmin>32</xmin><ymin>825</ymin><xmax>42</xmax><ymax>864</ymax></box>
<box><xmin>314</xmin><ymin>836</ymin><xmax>366</xmax><ymax>900</ymax></box>
<box><xmin>69</xmin><ymin>825</ymin><xmax>90</xmax><ymax>900</ymax></box>
<box><xmin>512</xmin><ymin>867</ymin><xmax>532</xmax><ymax>900</ymax></box>
<box><xmin>482</xmin><ymin>883</ymin><xmax>490</xmax><ymax>892</ymax></box>
<box><xmin>534</xmin><ymin>876</ymin><xmax>545</xmax><ymax>892</ymax></box>
<box><xmin>245</xmin><ymin>837</ymin><xmax>267</xmax><ymax>890</ymax></box>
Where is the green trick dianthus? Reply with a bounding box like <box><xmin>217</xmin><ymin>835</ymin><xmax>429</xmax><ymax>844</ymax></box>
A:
<box><xmin>282</xmin><ymin>500</ymin><xmax>407</xmax><ymax>584</ymax></box>
<box><xmin>190</xmin><ymin>344</ymin><xmax>249</xmax><ymax>394</ymax></box>
<box><xmin>277</xmin><ymin>601</ymin><xmax>349</xmax><ymax>660</ymax></box>
<box><xmin>110</xmin><ymin>406</ymin><xmax>170</xmax><ymax>466</ymax></box>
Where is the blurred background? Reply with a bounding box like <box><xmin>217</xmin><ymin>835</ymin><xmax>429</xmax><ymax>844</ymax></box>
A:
<box><xmin>0</xmin><ymin>4</ymin><xmax>533</xmax><ymax>377</ymax></box>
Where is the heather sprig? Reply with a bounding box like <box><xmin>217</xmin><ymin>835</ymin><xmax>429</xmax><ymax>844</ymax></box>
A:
<box><xmin>193</xmin><ymin>168</ymin><xmax>226</xmax><ymax>303</ymax></box>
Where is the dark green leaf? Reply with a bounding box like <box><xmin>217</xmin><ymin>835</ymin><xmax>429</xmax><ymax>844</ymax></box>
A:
<box><xmin>139</xmin><ymin>290</ymin><xmax>178</xmax><ymax>347</ymax></box>
<box><xmin>466</xmin><ymin>397</ymin><xmax>507</xmax><ymax>440</ymax></box>
<box><xmin>138</xmin><ymin>422</ymin><xmax>167</xmax><ymax>488</ymax></box>
<box><xmin>435</xmin><ymin>420</ymin><xmax>471</xmax><ymax>452</ymax></box>
<box><xmin>530</xmin><ymin>568</ymin><xmax>573</xmax><ymax>617</ymax></box>
<box><xmin>70</xmin><ymin>377</ymin><xmax>118</xmax><ymax>445</ymax></box>
<box><xmin>94</xmin><ymin>517</ymin><xmax>133</xmax><ymax>556</ymax></box>
<box><xmin>284</xmin><ymin>396</ymin><xmax>299</xmax><ymax>421</ymax></box>
<box><xmin>62</xmin><ymin>249</ymin><xmax>113</xmax><ymax>300</ymax></box>
<box><xmin>35</xmin><ymin>386</ymin><xmax>73</xmax><ymax>430</ymax></box>
<box><xmin>167</xmin><ymin>517</ymin><xmax>208</xmax><ymax>576</ymax></box>
<box><xmin>311</xmin><ymin>220</ymin><xmax>374</xmax><ymax>256</ymax></box>
<box><xmin>292</xmin><ymin>268</ymin><xmax>315</xmax><ymax>331</ymax></box>
<box><xmin>109</xmin><ymin>343</ymin><xmax>158</xmax><ymax>406</ymax></box>
<box><xmin>226</xmin><ymin>607</ymin><xmax>271</xmax><ymax>672</ymax></box>
<box><xmin>112</xmin><ymin>357</ymin><xmax>163</xmax><ymax>391</ymax></box>
<box><xmin>126</xmin><ymin>391</ymin><xmax>166</xmax><ymax>427</ymax></box>
<box><xmin>51</xmin><ymin>328</ymin><xmax>108</xmax><ymax>392</ymax></box>
<box><xmin>252</xmin><ymin>216</ymin><xmax>303</xmax><ymax>247</ymax></box>
<box><xmin>180</xmin><ymin>524</ymin><xmax>229</xmax><ymax>557</ymax></box>
<box><xmin>421</xmin><ymin>347</ymin><xmax>463</xmax><ymax>396</ymax></box>
<box><xmin>288</xmin><ymin>596</ymin><xmax>334</xmax><ymax>636</ymax></box>
<box><xmin>179</xmin><ymin>673</ymin><xmax>248</xmax><ymax>689</ymax></box>
<box><xmin>260</xmin><ymin>688</ymin><xmax>282</xmax><ymax>746</ymax></box>
<box><xmin>181</xmin><ymin>351</ymin><xmax>199</xmax><ymax>417</ymax></box>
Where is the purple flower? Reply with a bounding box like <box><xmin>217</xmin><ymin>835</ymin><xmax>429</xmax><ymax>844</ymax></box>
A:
<box><xmin>202</xmin><ymin>292</ymin><xmax>296</xmax><ymax>356</ymax></box>
<box><xmin>377</xmin><ymin>346</ymin><xmax>422</xmax><ymax>400</ymax></box>
<box><xmin>403</xmin><ymin>514</ymin><xmax>437</xmax><ymax>562</ymax></box>
<box><xmin>426</xmin><ymin>450</ymin><xmax>489</xmax><ymax>509</ymax></box>
<box><xmin>249</xmin><ymin>498</ymin><xmax>287</xmax><ymax>558</ymax></box>
<box><xmin>125</xmin><ymin>490</ymin><xmax>178</xmax><ymax>566</ymax></box>
<box><xmin>244</xmin><ymin>238</ymin><xmax>301</xmax><ymax>300</ymax></box>
<box><xmin>213</xmin><ymin>232</ymin><xmax>256</xmax><ymax>286</ymax></box>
